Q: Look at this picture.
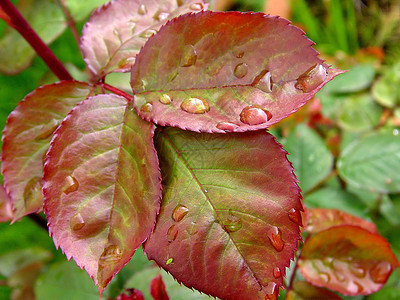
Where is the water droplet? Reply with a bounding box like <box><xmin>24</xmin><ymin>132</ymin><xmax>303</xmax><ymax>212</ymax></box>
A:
<box><xmin>172</xmin><ymin>204</ymin><xmax>189</xmax><ymax>222</ymax></box>
<box><xmin>393</xmin><ymin>129</ymin><xmax>399</xmax><ymax>136</ymax></box>
<box><xmin>288</xmin><ymin>208</ymin><xmax>303</xmax><ymax>226</ymax></box>
<box><xmin>159</xmin><ymin>94</ymin><xmax>172</xmax><ymax>105</ymax></box>
<box><xmin>137</xmin><ymin>4</ymin><xmax>147</xmax><ymax>15</ymax></box>
<box><xmin>268</xmin><ymin>226</ymin><xmax>284</xmax><ymax>252</ymax></box>
<box><xmin>320</xmin><ymin>272</ymin><xmax>330</xmax><ymax>283</ymax></box>
<box><xmin>36</xmin><ymin>119</ymin><xmax>59</xmax><ymax>140</ymax></box>
<box><xmin>232</xmin><ymin>49</ymin><xmax>244</xmax><ymax>58</ymax></box>
<box><xmin>385</xmin><ymin>178</ymin><xmax>392</xmax><ymax>185</ymax></box>
<box><xmin>216</xmin><ymin>121</ymin><xmax>239</xmax><ymax>132</ymax></box>
<box><xmin>190</xmin><ymin>3</ymin><xmax>204</xmax><ymax>10</ymax></box>
<box><xmin>240</xmin><ymin>105</ymin><xmax>272</xmax><ymax>125</ymax></box>
<box><xmin>189</xmin><ymin>222</ymin><xmax>199</xmax><ymax>235</ymax></box>
<box><xmin>118</xmin><ymin>57</ymin><xmax>136</xmax><ymax>68</ymax></box>
<box><xmin>347</xmin><ymin>281</ymin><xmax>364</xmax><ymax>294</ymax></box>
<box><xmin>335</xmin><ymin>272</ymin><xmax>346</xmax><ymax>282</ymax></box>
<box><xmin>113</xmin><ymin>28</ymin><xmax>120</xmax><ymax>38</ymax></box>
<box><xmin>99</xmin><ymin>245</ymin><xmax>122</xmax><ymax>267</ymax></box>
<box><xmin>234</xmin><ymin>63</ymin><xmax>248</xmax><ymax>78</ymax></box>
<box><xmin>370</xmin><ymin>261</ymin><xmax>392</xmax><ymax>284</ymax></box>
<box><xmin>140</xmin><ymin>102</ymin><xmax>153</xmax><ymax>112</ymax></box>
<box><xmin>166</xmin><ymin>258</ymin><xmax>173</xmax><ymax>265</ymax></box>
<box><xmin>265</xmin><ymin>282</ymin><xmax>277</xmax><ymax>299</ymax></box>
<box><xmin>252</xmin><ymin>70</ymin><xmax>273</xmax><ymax>93</ymax></box>
<box><xmin>350</xmin><ymin>263</ymin><xmax>366</xmax><ymax>278</ymax></box>
<box><xmin>223</xmin><ymin>213</ymin><xmax>242</xmax><ymax>232</ymax></box>
<box><xmin>153</xmin><ymin>11</ymin><xmax>169</xmax><ymax>22</ymax></box>
<box><xmin>63</xmin><ymin>176</ymin><xmax>79</xmax><ymax>195</ymax></box>
<box><xmin>167</xmin><ymin>225</ymin><xmax>178</xmax><ymax>242</ymax></box>
<box><xmin>180</xmin><ymin>45</ymin><xmax>197</xmax><ymax>67</ymax></box>
<box><xmin>295</xmin><ymin>64</ymin><xmax>327</xmax><ymax>93</ymax></box>
<box><xmin>140</xmin><ymin>29</ymin><xmax>157</xmax><ymax>38</ymax></box>
<box><xmin>273</xmin><ymin>267</ymin><xmax>281</xmax><ymax>278</ymax></box>
<box><xmin>70</xmin><ymin>213</ymin><xmax>85</xmax><ymax>231</ymax></box>
<box><xmin>181</xmin><ymin>97</ymin><xmax>210</xmax><ymax>114</ymax></box>
<box><xmin>23</xmin><ymin>177</ymin><xmax>42</xmax><ymax>209</ymax></box>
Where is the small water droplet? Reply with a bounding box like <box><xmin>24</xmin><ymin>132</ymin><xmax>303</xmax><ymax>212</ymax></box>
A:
<box><xmin>234</xmin><ymin>63</ymin><xmax>248</xmax><ymax>78</ymax></box>
<box><xmin>36</xmin><ymin>119</ymin><xmax>59</xmax><ymax>140</ymax></box>
<box><xmin>350</xmin><ymin>263</ymin><xmax>366</xmax><ymax>278</ymax></box>
<box><xmin>113</xmin><ymin>28</ymin><xmax>120</xmax><ymax>38</ymax></box>
<box><xmin>385</xmin><ymin>178</ymin><xmax>392</xmax><ymax>185</ymax></box>
<box><xmin>216</xmin><ymin>121</ymin><xmax>239</xmax><ymax>132</ymax></box>
<box><xmin>320</xmin><ymin>272</ymin><xmax>330</xmax><ymax>283</ymax></box>
<box><xmin>167</xmin><ymin>224</ymin><xmax>178</xmax><ymax>242</ymax></box>
<box><xmin>190</xmin><ymin>3</ymin><xmax>204</xmax><ymax>10</ymax></box>
<box><xmin>63</xmin><ymin>176</ymin><xmax>79</xmax><ymax>195</ymax></box>
<box><xmin>172</xmin><ymin>204</ymin><xmax>189</xmax><ymax>222</ymax></box>
<box><xmin>189</xmin><ymin>222</ymin><xmax>199</xmax><ymax>235</ymax></box>
<box><xmin>70</xmin><ymin>213</ymin><xmax>85</xmax><ymax>231</ymax></box>
<box><xmin>252</xmin><ymin>70</ymin><xmax>273</xmax><ymax>93</ymax></box>
<box><xmin>232</xmin><ymin>49</ymin><xmax>244</xmax><ymax>58</ymax></box>
<box><xmin>268</xmin><ymin>226</ymin><xmax>284</xmax><ymax>252</ymax></box>
<box><xmin>137</xmin><ymin>4</ymin><xmax>147</xmax><ymax>15</ymax></box>
<box><xmin>159</xmin><ymin>94</ymin><xmax>172</xmax><ymax>105</ymax></box>
<box><xmin>180</xmin><ymin>45</ymin><xmax>197</xmax><ymax>67</ymax></box>
<box><xmin>140</xmin><ymin>102</ymin><xmax>153</xmax><ymax>112</ymax></box>
<box><xmin>140</xmin><ymin>29</ymin><xmax>157</xmax><ymax>38</ymax></box>
<box><xmin>166</xmin><ymin>258</ymin><xmax>173</xmax><ymax>265</ymax></box>
<box><xmin>273</xmin><ymin>267</ymin><xmax>281</xmax><ymax>278</ymax></box>
<box><xmin>99</xmin><ymin>245</ymin><xmax>122</xmax><ymax>267</ymax></box>
<box><xmin>240</xmin><ymin>105</ymin><xmax>272</xmax><ymax>125</ymax></box>
<box><xmin>118</xmin><ymin>57</ymin><xmax>136</xmax><ymax>68</ymax></box>
<box><xmin>370</xmin><ymin>261</ymin><xmax>392</xmax><ymax>284</ymax></box>
<box><xmin>23</xmin><ymin>177</ymin><xmax>42</xmax><ymax>209</ymax></box>
<box><xmin>153</xmin><ymin>11</ymin><xmax>169</xmax><ymax>22</ymax></box>
<box><xmin>393</xmin><ymin>129</ymin><xmax>399</xmax><ymax>136</ymax></box>
<box><xmin>348</xmin><ymin>281</ymin><xmax>364</xmax><ymax>294</ymax></box>
<box><xmin>223</xmin><ymin>213</ymin><xmax>242</xmax><ymax>232</ymax></box>
<box><xmin>288</xmin><ymin>208</ymin><xmax>302</xmax><ymax>226</ymax></box>
<box><xmin>295</xmin><ymin>64</ymin><xmax>327</xmax><ymax>93</ymax></box>
<box><xmin>181</xmin><ymin>97</ymin><xmax>210</xmax><ymax>114</ymax></box>
<box><xmin>335</xmin><ymin>272</ymin><xmax>346</xmax><ymax>282</ymax></box>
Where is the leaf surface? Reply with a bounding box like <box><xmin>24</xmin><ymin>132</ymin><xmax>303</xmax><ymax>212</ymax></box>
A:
<box><xmin>1</xmin><ymin>81</ymin><xmax>96</xmax><ymax>220</ymax></box>
<box><xmin>286</xmin><ymin>281</ymin><xmax>342</xmax><ymax>300</ymax></box>
<box><xmin>144</xmin><ymin>128</ymin><xmax>303</xmax><ymax>299</ymax></box>
<box><xmin>131</xmin><ymin>11</ymin><xmax>341</xmax><ymax>133</ymax></box>
<box><xmin>0</xmin><ymin>185</ymin><xmax>12</xmax><ymax>222</ymax></box>
<box><xmin>43</xmin><ymin>94</ymin><xmax>161</xmax><ymax>291</ymax></box>
<box><xmin>80</xmin><ymin>0</ymin><xmax>207</xmax><ymax>77</ymax></box>
<box><xmin>64</xmin><ymin>0</ymin><xmax>109</xmax><ymax>22</ymax></box>
<box><xmin>299</xmin><ymin>225</ymin><xmax>400</xmax><ymax>296</ymax></box>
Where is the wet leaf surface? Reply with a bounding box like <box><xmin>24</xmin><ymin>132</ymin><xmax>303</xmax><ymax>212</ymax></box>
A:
<box><xmin>286</xmin><ymin>281</ymin><xmax>342</xmax><ymax>300</ymax></box>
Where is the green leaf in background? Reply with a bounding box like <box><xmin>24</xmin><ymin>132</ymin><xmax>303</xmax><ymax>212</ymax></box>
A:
<box><xmin>338</xmin><ymin>130</ymin><xmax>400</xmax><ymax>194</ymax></box>
<box><xmin>64</xmin><ymin>0</ymin><xmax>109</xmax><ymax>22</ymax></box>
<box><xmin>379</xmin><ymin>196</ymin><xmax>400</xmax><ymax>226</ymax></box>
<box><xmin>283</xmin><ymin>124</ymin><xmax>333</xmax><ymax>193</ymax></box>
<box><xmin>372</xmin><ymin>62</ymin><xmax>400</xmax><ymax>108</ymax></box>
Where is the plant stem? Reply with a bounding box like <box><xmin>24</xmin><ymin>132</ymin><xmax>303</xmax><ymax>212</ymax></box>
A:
<box><xmin>58</xmin><ymin>0</ymin><xmax>81</xmax><ymax>46</ymax></box>
<box><xmin>0</xmin><ymin>0</ymin><xmax>73</xmax><ymax>81</ymax></box>
<box><xmin>102</xmin><ymin>83</ymin><xmax>134</xmax><ymax>102</ymax></box>
<box><xmin>28</xmin><ymin>214</ymin><xmax>48</xmax><ymax>231</ymax></box>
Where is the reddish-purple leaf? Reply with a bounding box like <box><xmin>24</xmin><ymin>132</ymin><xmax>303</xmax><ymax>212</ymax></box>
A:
<box><xmin>1</xmin><ymin>81</ymin><xmax>97</xmax><ymax>221</ymax></box>
<box><xmin>286</xmin><ymin>281</ymin><xmax>342</xmax><ymax>300</ymax></box>
<box><xmin>0</xmin><ymin>184</ymin><xmax>12</xmax><ymax>222</ymax></box>
<box><xmin>144</xmin><ymin>128</ymin><xmax>303</xmax><ymax>299</ymax></box>
<box><xmin>298</xmin><ymin>225</ymin><xmax>400</xmax><ymax>296</ymax></box>
<box><xmin>306</xmin><ymin>208</ymin><xmax>377</xmax><ymax>234</ymax></box>
<box><xmin>131</xmin><ymin>11</ymin><xmax>342</xmax><ymax>133</ymax></box>
<box><xmin>43</xmin><ymin>94</ymin><xmax>161</xmax><ymax>292</ymax></box>
<box><xmin>81</xmin><ymin>0</ymin><xmax>207</xmax><ymax>77</ymax></box>
<box><xmin>150</xmin><ymin>273</ymin><xmax>170</xmax><ymax>300</ymax></box>
<box><xmin>115</xmin><ymin>288</ymin><xmax>145</xmax><ymax>300</ymax></box>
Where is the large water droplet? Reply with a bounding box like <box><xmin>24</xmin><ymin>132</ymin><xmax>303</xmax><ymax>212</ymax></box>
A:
<box><xmin>172</xmin><ymin>204</ymin><xmax>189</xmax><ymax>222</ymax></box>
<box><xmin>234</xmin><ymin>63</ymin><xmax>248</xmax><ymax>79</ymax></box>
<box><xmin>240</xmin><ymin>105</ymin><xmax>272</xmax><ymax>125</ymax></box>
<box><xmin>140</xmin><ymin>102</ymin><xmax>153</xmax><ymax>112</ymax></box>
<box><xmin>63</xmin><ymin>176</ymin><xmax>79</xmax><ymax>195</ymax></box>
<box><xmin>36</xmin><ymin>119</ymin><xmax>59</xmax><ymax>140</ymax></box>
<box><xmin>180</xmin><ymin>45</ymin><xmax>197</xmax><ymax>67</ymax></box>
<box><xmin>70</xmin><ymin>213</ymin><xmax>85</xmax><ymax>231</ymax></box>
<box><xmin>137</xmin><ymin>4</ymin><xmax>147</xmax><ymax>15</ymax></box>
<box><xmin>273</xmin><ymin>267</ymin><xmax>281</xmax><ymax>278</ymax></box>
<box><xmin>99</xmin><ymin>245</ymin><xmax>122</xmax><ymax>267</ymax></box>
<box><xmin>268</xmin><ymin>226</ymin><xmax>284</xmax><ymax>252</ymax></box>
<box><xmin>252</xmin><ymin>70</ymin><xmax>273</xmax><ymax>93</ymax></box>
<box><xmin>370</xmin><ymin>261</ymin><xmax>392</xmax><ymax>284</ymax></box>
<box><xmin>159</xmin><ymin>94</ymin><xmax>172</xmax><ymax>105</ymax></box>
<box><xmin>295</xmin><ymin>64</ymin><xmax>327</xmax><ymax>93</ymax></box>
<box><xmin>265</xmin><ymin>282</ymin><xmax>277</xmax><ymax>300</ymax></box>
<box><xmin>167</xmin><ymin>224</ymin><xmax>178</xmax><ymax>242</ymax></box>
<box><xmin>153</xmin><ymin>10</ymin><xmax>169</xmax><ymax>22</ymax></box>
<box><xmin>320</xmin><ymin>272</ymin><xmax>330</xmax><ymax>283</ymax></box>
<box><xmin>140</xmin><ymin>29</ymin><xmax>157</xmax><ymax>38</ymax></box>
<box><xmin>181</xmin><ymin>97</ymin><xmax>210</xmax><ymax>114</ymax></box>
<box><xmin>216</xmin><ymin>121</ymin><xmax>239</xmax><ymax>132</ymax></box>
<box><xmin>350</xmin><ymin>263</ymin><xmax>366</xmax><ymax>278</ymax></box>
<box><xmin>23</xmin><ymin>177</ymin><xmax>42</xmax><ymax>209</ymax></box>
<box><xmin>223</xmin><ymin>213</ymin><xmax>242</xmax><ymax>232</ymax></box>
<box><xmin>288</xmin><ymin>208</ymin><xmax>302</xmax><ymax>226</ymax></box>
<box><xmin>190</xmin><ymin>3</ymin><xmax>204</xmax><ymax>10</ymax></box>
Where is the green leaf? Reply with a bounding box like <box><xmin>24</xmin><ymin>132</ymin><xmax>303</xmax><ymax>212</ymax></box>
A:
<box><xmin>372</xmin><ymin>62</ymin><xmax>400</xmax><ymax>108</ymax></box>
<box><xmin>286</xmin><ymin>281</ymin><xmax>342</xmax><ymax>300</ymax></box>
<box><xmin>64</xmin><ymin>0</ymin><xmax>109</xmax><ymax>22</ymax></box>
<box><xmin>283</xmin><ymin>124</ymin><xmax>333</xmax><ymax>193</ymax></box>
<box><xmin>338</xmin><ymin>131</ymin><xmax>400</xmax><ymax>194</ymax></box>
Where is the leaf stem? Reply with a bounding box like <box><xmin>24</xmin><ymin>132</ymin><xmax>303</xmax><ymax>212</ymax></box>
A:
<box><xmin>58</xmin><ymin>0</ymin><xmax>81</xmax><ymax>46</ymax></box>
<box><xmin>0</xmin><ymin>0</ymin><xmax>73</xmax><ymax>81</ymax></box>
<box><xmin>101</xmin><ymin>83</ymin><xmax>134</xmax><ymax>102</ymax></box>
<box><xmin>28</xmin><ymin>214</ymin><xmax>48</xmax><ymax>231</ymax></box>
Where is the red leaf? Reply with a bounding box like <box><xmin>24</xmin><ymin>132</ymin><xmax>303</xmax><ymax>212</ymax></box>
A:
<box><xmin>131</xmin><ymin>11</ymin><xmax>342</xmax><ymax>133</ymax></box>
<box><xmin>115</xmin><ymin>288</ymin><xmax>145</xmax><ymax>300</ymax></box>
<box><xmin>299</xmin><ymin>225</ymin><xmax>400</xmax><ymax>296</ymax></box>
<box><xmin>81</xmin><ymin>0</ymin><xmax>207</xmax><ymax>77</ymax></box>
<box><xmin>1</xmin><ymin>81</ymin><xmax>97</xmax><ymax>220</ymax></box>
<box><xmin>306</xmin><ymin>208</ymin><xmax>378</xmax><ymax>234</ymax></box>
<box><xmin>0</xmin><ymin>184</ymin><xmax>12</xmax><ymax>222</ymax></box>
<box><xmin>43</xmin><ymin>94</ymin><xmax>161</xmax><ymax>292</ymax></box>
<box><xmin>286</xmin><ymin>281</ymin><xmax>342</xmax><ymax>300</ymax></box>
<box><xmin>150</xmin><ymin>273</ymin><xmax>170</xmax><ymax>300</ymax></box>
<box><xmin>144</xmin><ymin>128</ymin><xmax>303</xmax><ymax>299</ymax></box>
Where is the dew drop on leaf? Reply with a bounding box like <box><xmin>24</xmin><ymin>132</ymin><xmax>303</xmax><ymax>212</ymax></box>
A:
<box><xmin>348</xmin><ymin>281</ymin><xmax>364</xmax><ymax>294</ymax></box>
<box><xmin>153</xmin><ymin>11</ymin><xmax>169</xmax><ymax>22</ymax></box>
<box><xmin>140</xmin><ymin>29</ymin><xmax>157</xmax><ymax>39</ymax></box>
<box><xmin>370</xmin><ymin>261</ymin><xmax>392</xmax><ymax>283</ymax></box>
<box><xmin>223</xmin><ymin>213</ymin><xmax>242</xmax><ymax>232</ymax></box>
<box><xmin>273</xmin><ymin>267</ymin><xmax>281</xmax><ymax>278</ymax></box>
<box><xmin>70</xmin><ymin>213</ymin><xmax>85</xmax><ymax>231</ymax></box>
<box><xmin>189</xmin><ymin>222</ymin><xmax>199</xmax><ymax>235</ymax></box>
<box><xmin>23</xmin><ymin>177</ymin><xmax>42</xmax><ymax>208</ymax></box>
<box><xmin>288</xmin><ymin>208</ymin><xmax>302</xmax><ymax>226</ymax></box>
<box><xmin>118</xmin><ymin>57</ymin><xmax>136</xmax><ymax>68</ymax></box>
<box><xmin>295</xmin><ymin>64</ymin><xmax>327</xmax><ymax>93</ymax></box>
<box><xmin>216</xmin><ymin>121</ymin><xmax>239</xmax><ymax>132</ymax></box>
<box><xmin>180</xmin><ymin>45</ymin><xmax>197</xmax><ymax>67</ymax></box>
<box><xmin>35</xmin><ymin>119</ymin><xmax>59</xmax><ymax>140</ymax></box>
<box><xmin>167</xmin><ymin>224</ymin><xmax>178</xmax><ymax>242</ymax></box>
<box><xmin>268</xmin><ymin>226</ymin><xmax>284</xmax><ymax>252</ymax></box>
<box><xmin>159</xmin><ymin>94</ymin><xmax>172</xmax><ymax>105</ymax></box>
<box><xmin>233</xmin><ymin>63</ymin><xmax>248</xmax><ymax>78</ymax></box>
<box><xmin>137</xmin><ymin>4</ymin><xmax>147</xmax><ymax>15</ymax></box>
<box><xmin>99</xmin><ymin>245</ymin><xmax>122</xmax><ymax>267</ymax></box>
<box><xmin>265</xmin><ymin>282</ymin><xmax>278</xmax><ymax>300</ymax></box>
<box><xmin>190</xmin><ymin>3</ymin><xmax>204</xmax><ymax>10</ymax></box>
<box><xmin>180</xmin><ymin>97</ymin><xmax>210</xmax><ymax>114</ymax></box>
<box><xmin>335</xmin><ymin>271</ymin><xmax>346</xmax><ymax>282</ymax></box>
<box><xmin>232</xmin><ymin>48</ymin><xmax>244</xmax><ymax>58</ymax></box>
<box><xmin>252</xmin><ymin>70</ymin><xmax>273</xmax><ymax>93</ymax></box>
<box><xmin>172</xmin><ymin>204</ymin><xmax>189</xmax><ymax>222</ymax></box>
<box><xmin>240</xmin><ymin>105</ymin><xmax>272</xmax><ymax>125</ymax></box>
<box><xmin>350</xmin><ymin>263</ymin><xmax>367</xmax><ymax>278</ymax></box>
<box><xmin>63</xmin><ymin>176</ymin><xmax>79</xmax><ymax>195</ymax></box>
<box><xmin>140</xmin><ymin>102</ymin><xmax>153</xmax><ymax>112</ymax></box>
<box><xmin>320</xmin><ymin>272</ymin><xmax>331</xmax><ymax>283</ymax></box>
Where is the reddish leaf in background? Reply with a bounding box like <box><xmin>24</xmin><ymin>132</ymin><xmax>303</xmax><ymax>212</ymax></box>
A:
<box><xmin>144</xmin><ymin>128</ymin><xmax>303</xmax><ymax>299</ymax></box>
<box><xmin>81</xmin><ymin>0</ymin><xmax>207</xmax><ymax>78</ymax></box>
<box><xmin>115</xmin><ymin>288</ymin><xmax>145</xmax><ymax>300</ymax></box>
<box><xmin>150</xmin><ymin>273</ymin><xmax>170</xmax><ymax>300</ymax></box>
<box><xmin>299</xmin><ymin>225</ymin><xmax>400</xmax><ymax>296</ymax></box>
<box><xmin>1</xmin><ymin>81</ymin><xmax>97</xmax><ymax>220</ymax></box>
<box><xmin>131</xmin><ymin>11</ymin><xmax>342</xmax><ymax>133</ymax></box>
<box><xmin>0</xmin><ymin>185</ymin><xmax>12</xmax><ymax>222</ymax></box>
<box><xmin>306</xmin><ymin>208</ymin><xmax>378</xmax><ymax>234</ymax></box>
<box><xmin>43</xmin><ymin>95</ymin><xmax>161</xmax><ymax>292</ymax></box>
<box><xmin>286</xmin><ymin>281</ymin><xmax>342</xmax><ymax>300</ymax></box>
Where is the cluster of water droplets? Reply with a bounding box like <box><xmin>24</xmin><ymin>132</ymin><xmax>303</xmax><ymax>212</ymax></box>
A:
<box><xmin>167</xmin><ymin>204</ymin><xmax>189</xmax><ymax>243</ymax></box>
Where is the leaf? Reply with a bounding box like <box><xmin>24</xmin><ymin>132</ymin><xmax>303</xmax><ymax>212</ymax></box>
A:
<box><xmin>1</xmin><ymin>81</ymin><xmax>97</xmax><ymax>220</ymax></box>
<box><xmin>131</xmin><ymin>11</ymin><xmax>341</xmax><ymax>133</ymax></box>
<box><xmin>372</xmin><ymin>62</ymin><xmax>400</xmax><ymax>108</ymax></box>
<box><xmin>115</xmin><ymin>288</ymin><xmax>145</xmax><ymax>300</ymax></box>
<box><xmin>64</xmin><ymin>0</ymin><xmax>109</xmax><ymax>22</ymax></box>
<box><xmin>283</xmin><ymin>124</ymin><xmax>333</xmax><ymax>193</ymax></box>
<box><xmin>306</xmin><ymin>208</ymin><xmax>377</xmax><ymax>234</ymax></box>
<box><xmin>337</xmin><ymin>131</ymin><xmax>400</xmax><ymax>194</ymax></box>
<box><xmin>0</xmin><ymin>184</ymin><xmax>12</xmax><ymax>222</ymax></box>
<box><xmin>150</xmin><ymin>274</ymin><xmax>170</xmax><ymax>300</ymax></box>
<box><xmin>0</xmin><ymin>0</ymin><xmax>66</xmax><ymax>74</ymax></box>
<box><xmin>144</xmin><ymin>128</ymin><xmax>303</xmax><ymax>299</ymax></box>
<box><xmin>80</xmin><ymin>0</ymin><xmax>207</xmax><ymax>77</ymax></box>
<box><xmin>286</xmin><ymin>281</ymin><xmax>342</xmax><ymax>300</ymax></box>
<box><xmin>43</xmin><ymin>94</ymin><xmax>161</xmax><ymax>291</ymax></box>
<box><xmin>298</xmin><ymin>225</ymin><xmax>400</xmax><ymax>296</ymax></box>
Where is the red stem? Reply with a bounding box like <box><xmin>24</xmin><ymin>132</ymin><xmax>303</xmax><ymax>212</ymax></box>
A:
<box><xmin>0</xmin><ymin>0</ymin><xmax>73</xmax><ymax>81</ymax></box>
<box><xmin>102</xmin><ymin>83</ymin><xmax>134</xmax><ymax>102</ymax></box>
